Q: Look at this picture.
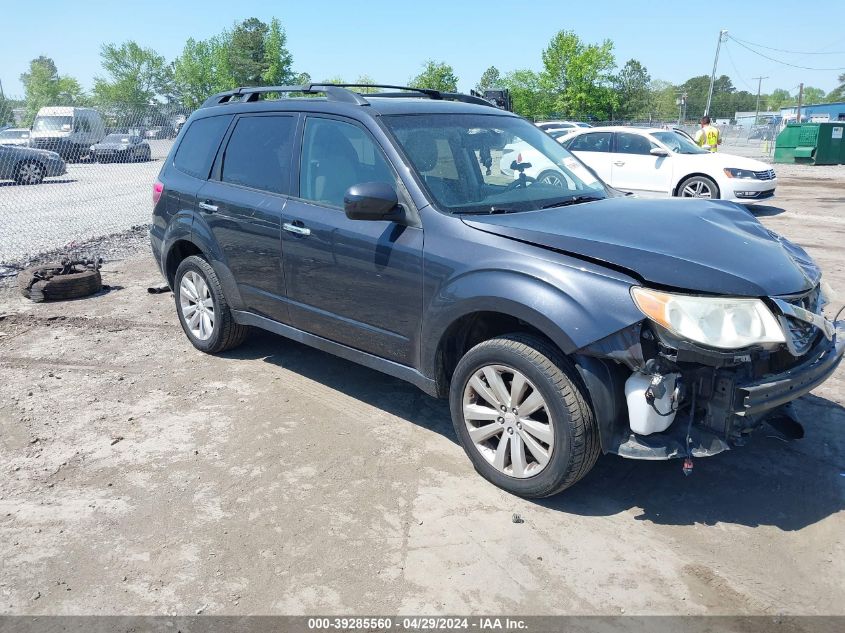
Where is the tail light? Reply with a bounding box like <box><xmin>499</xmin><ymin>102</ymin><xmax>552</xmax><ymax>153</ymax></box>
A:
<box><xmin>517</xmin><ymin>153</ymin><xmax>522</xmax><ymax>164</ymax></box>
<box><xmin>152</xmin><ymin>181</ymin><xmax>164</xmax><ymax>206</ymax></box>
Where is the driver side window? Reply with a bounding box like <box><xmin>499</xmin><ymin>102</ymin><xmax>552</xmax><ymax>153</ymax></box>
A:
<box><xmin>615</xmin><ymin>132</ymin><xmax>657</xmax><ymax>155</ymax></box>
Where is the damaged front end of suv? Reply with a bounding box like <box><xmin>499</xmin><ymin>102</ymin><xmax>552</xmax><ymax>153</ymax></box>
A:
<box><xmin>578</xmin><ymin>249</ymin><xmax>844</xmax><ymax>466</ymax></box>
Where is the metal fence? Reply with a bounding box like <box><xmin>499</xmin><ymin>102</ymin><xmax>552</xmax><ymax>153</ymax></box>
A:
<box><xmin>0</xmin><ymin>100</ymin><xmax>192</xmax><ymax>268</ymax></box>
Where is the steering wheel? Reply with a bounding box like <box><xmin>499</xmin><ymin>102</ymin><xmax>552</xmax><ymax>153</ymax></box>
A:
<box><xmin>504</xmin><ymin>174</ymin><xmax>536</xmax><ymax>192</ymax></box>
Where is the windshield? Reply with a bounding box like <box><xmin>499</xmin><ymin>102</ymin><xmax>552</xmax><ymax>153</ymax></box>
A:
<box><xmin>652</xmin><ymin>130</ymin><xmax>707</xmax><ymax>154</ymax></box>
<box><xmin>103</xmin><ymin>134</ymin><xmax>131</xmax><ymax>143</ymax></box>
<box><xmin>0</xmin><ymin>130</ymin><xmax>28</xmax><ymax>139</ymax></box>
<box><xmin>33</xmin><ymin>115</ymin><xmax>73</xmax><ymax>132</ymax></box>
<box><xmin>382</xmin><ymin>114</ymin><xmax>606</xmax><ymax>214</ymax></box>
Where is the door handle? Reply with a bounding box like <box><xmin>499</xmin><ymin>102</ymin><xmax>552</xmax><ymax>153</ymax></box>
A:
<box><xmin>283</xmin><ymin>222</ymin><xmax>311</xmax><ymax>236</ymax></box>
<box><xmin>198</xmin><ymin>201</ymin><xmax>218</xmax><ymax>212</ymax></box>
<box><xmin>613</xmin><ymin>161</ymin><xmax>625</xmax><ymax>166</ymax></box>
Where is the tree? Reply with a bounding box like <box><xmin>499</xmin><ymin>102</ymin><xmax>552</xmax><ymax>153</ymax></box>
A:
<box><xmin>500</xmin><ymin>69</ymin><xmax>547</xmax><ymax>120</ymax></box>
<box><xmin>409</xmin><ymin>60</ymin><xmax>458</xmax><ymax>92</ymax></box>
<box><xmin>766</xmin><ymin>88</ymin><xmax>794</xmax><ymax>111</ymax></box>
<box><xmin>93</xmin><ymin>41</ymin><xmax>173</xmax><ymax>104</ymax></box>
<box><xmin>614</xmin><ymin>59</ymin><xmax>651</xmax><ymax>120</ymax></box>
<box><xmin>648</xmin><ymin>80</ymin><xmax>678</xmax><ymax>120</ymax></box>
<box><xmin>827</xmin><ymin>73</ymin><xmax>845</xmax><ymax>102</ymax></box>
<box><xmin>354</xmin><ymin>74</ymin><xmax>379</xmax><ymax>93</ymax></box>
<box><xmin>292</xmin><ymin>71</ymin><xmax>312</xmax><ymax>85</ymax></box>
<box><xmin>20</xmin><ymin>56</ymin><xmax>86</xmax><ymax>124</ymax></box>
<box><xmin>261</xmin><ymin>18</ymin><xmax>294</xmax><ymax>85</ymax></box>
<box><xmin>229</xmin><ymin>17</ymin><xmax>270</xmax><ymax>86</ymax></box>
<box><xmin>173</xmin><ymin>34</ymin><xmax>236</xmax><ymax>109</ymax></box>
<box><xmin>540</xmin><ymin>30</ymin><xmax>617</xmax><ymax>119</ymax></box>
<box><xmin>800</xmin><ymin>86</ymin><xmax>826</xmax><ymax>106</ymax></box>
<box><xmin>476</xmin><ymin>66</ymin><xmax>501</xmax><ymax>92</ymax></box>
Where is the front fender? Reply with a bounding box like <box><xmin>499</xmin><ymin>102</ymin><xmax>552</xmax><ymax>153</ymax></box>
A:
<box><xmin>420</xmin><ymin>268</ymin><xmax>642</xmax><ymax>378</ymax></box>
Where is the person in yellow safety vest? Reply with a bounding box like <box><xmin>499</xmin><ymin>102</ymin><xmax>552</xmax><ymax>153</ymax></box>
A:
<box><xmin>694</xmin><ymin>115</ymin><xmax>721</xmax><ymax>152</ymax></box>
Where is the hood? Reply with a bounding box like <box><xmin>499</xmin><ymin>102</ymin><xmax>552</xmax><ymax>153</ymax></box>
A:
<box><xmin>700</xmin><ymin>152</ymin><xmax>774</xmax><ymax>171</ymax></box>
<box><xmin>463</xmin><ymin>198</ymin><xmax>818</xmax><ymax>297</ymax></box>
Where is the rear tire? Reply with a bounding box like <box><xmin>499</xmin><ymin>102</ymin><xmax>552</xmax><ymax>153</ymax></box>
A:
<box><xmin>173</xmin><ymin>255</ymin><xmax>248</xmax><ymax>353</ymax></box>
<box><xmin>449</xmin><ymin>333</ymin><xmax>600</xmax><ymax>498</ymax></box>
<box><xmin>677</xmin><ymin>175</ymin><xmax>719</xmax><ymax>199</ymax></box>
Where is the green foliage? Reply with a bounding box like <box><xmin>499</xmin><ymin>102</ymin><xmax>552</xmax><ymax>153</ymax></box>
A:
<box><xmin>93</xmin><ymin>41</ymin><xmax>173</xmax><ymax>105</ymax></box>
<box><xmin>767</xmin><ymin>88</ymin><xmax>794</xmax><ymax>111</ymax></box>
<box><xmin>500</xmin><ymin>69</ymin><xmax>545</xmax><ymax>120</ymax></box>
<box><xmin>262</xmin><ymin>18</ymin><xmax>294</xmax><ymax>86</ymax></box>
<box><xmin>614</xmin><ymin>59</ymin><xmax>651</xmax><ymax>119</ymax></box>
<box><xmin>173</xmin><ymin>35</ymin><xmax>236</xmax><ymax>109</ymax></box>
<box><xmin>649</xmin><ymin>80</ymin><xmax>678</xmax><ymax>120</ymax></box>
<box><xmin>409</xmin><ymin>60</ymin><xmax>458</xmax><ymax>92</ymax></box>
<box><xmin>476</xmin><ymin>66</ymin><xmax>501</xmax><ymax>92</ymax></box>
<box><xmin>540</xmin><ymin>30</ymin><xmax>617</xmax><ymax>119</ymax></box>
<box><xmin>19</xmin><ymin>56</ymin><xmax>87</xmax><ymax>125</ymax></box>
<box><xmin>229</xmin><ymin>17</ymin><xmax>269</xmax><ymax>86</ymax></box>
<box><xmin>827</xmin><ymin>73</ymin><xmax>845</xmax><ymax>102</ymax></box>
<box><xmin>800</xmin><ymin>86</ymin><xmax>826</xmax><ymax>106</ymax></box>
<box><xmin>354</xmin><ymin>75</ymin><xmax>379</xmax><ymax>93</ymax></box>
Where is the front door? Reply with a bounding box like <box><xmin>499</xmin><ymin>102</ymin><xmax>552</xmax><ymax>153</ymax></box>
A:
<box><xmin>610</xmin><ymin>131</ymin><xmax>673</xmax><ymax>195</ymax></box>
<box><xmin>566</xmin><ymin>131</ymin><xmax>614</xmax><ymax>183</ymax></box>
<box><xmin>197</xmin><ymin>113</ymin><xmax>298</xmax><ymax>323</ymax></box>
<box><xmin>281</xmin><ymin>115</ymin><xmax>423</xmax><ymax>366</ymax></box>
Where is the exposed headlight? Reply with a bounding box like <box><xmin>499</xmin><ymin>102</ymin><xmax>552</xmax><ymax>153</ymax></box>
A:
<box><xmin>723</xmin><ymin>167</ymin><xmax>756</xmax><ymax>179</ymax></box>
<box><xmin>631</xmin><ymin>287</ymin><xmax>785</xmax><ymax>349</ymax></box>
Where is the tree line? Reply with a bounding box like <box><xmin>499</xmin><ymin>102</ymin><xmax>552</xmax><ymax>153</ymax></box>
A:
<box><xmin>3</xmin><ymin>17</ymin><xmax>844</xmax><ymax>126</ymax></box>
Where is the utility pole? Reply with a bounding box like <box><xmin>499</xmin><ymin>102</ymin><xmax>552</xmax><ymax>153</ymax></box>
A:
<box><xmin>705</xmin><ymin>29</ymin><xmax>728</xmax><ymax>117</ymax></box>
<box><xmin>752</xmin><ymin>76</ymin><xmax>768</xmax><ymax>127</ymax></box>
<box><xmin>796</xmin><ymin>83</ymin><xmax>804</xmax><ymax>122</ymax></box>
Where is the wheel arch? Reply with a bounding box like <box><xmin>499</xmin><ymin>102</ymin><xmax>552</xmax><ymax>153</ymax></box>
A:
<box><xmin>673</xmin><ymin>172</ymin><xmax>721</xmax><ymax>198</ymax></box>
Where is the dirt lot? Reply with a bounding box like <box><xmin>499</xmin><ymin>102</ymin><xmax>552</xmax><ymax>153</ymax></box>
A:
<box><xmin>1</xmin><ymin>173</ymin><xmax>844</xmax><ymax>616</ymax></box>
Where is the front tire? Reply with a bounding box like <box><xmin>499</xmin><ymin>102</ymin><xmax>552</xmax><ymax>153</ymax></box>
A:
<box><xmin>15</xmin><ymin>161</ymin><xmax>45</xmax><ymax>185</ymax></box>
<box><xmin>173</xmin><ymin>255</ymin><xmax>248</xmax><ymax>353</ymax></box>
<box><xmin>677</xmin><ymin>175</ymin><xmax>719</xmax><ymax>199</ymax></box>
<box><xmin>449</xmin><ymin>334</ymin><xmax>600</xmax><ymax>498</ymax></box>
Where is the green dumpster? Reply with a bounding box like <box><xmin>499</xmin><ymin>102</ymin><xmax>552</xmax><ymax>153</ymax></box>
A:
<box><xmin>775</xmin><ymin>122</ymin><xmax>845</xmax><ymax>165</ymax></box>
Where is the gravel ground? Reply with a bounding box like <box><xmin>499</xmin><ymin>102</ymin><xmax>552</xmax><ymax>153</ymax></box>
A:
<box><xmin>0</xmin><ymin>175</ymin><xmax>843</xmax><ymax>616</ymax></box>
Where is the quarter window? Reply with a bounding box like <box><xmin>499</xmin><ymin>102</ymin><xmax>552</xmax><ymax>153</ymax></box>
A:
<box><xmin>221</xmin><ymin>116</ymin><xmax>295</xmax><ymax>194</ymax></box>
<box><xmin>299</xmin><ymin>118</ymin><xmax>395</xmax><ymax>208</ymax></box>
<box><xmin>173</xmin><ymin>115</ymin><xmax>231</xmax><ymax>179</ymax></box>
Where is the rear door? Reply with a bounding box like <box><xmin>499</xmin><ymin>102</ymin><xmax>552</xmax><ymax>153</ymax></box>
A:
<box><xmin>280</xmin><ymin>114</ymin><xmax>423</xmax><ymax>366</ymax></box>
<box><xmin>565</xmin><ymin>132</ymin><xmax>613</xmax><ymax>183</ymax></box>
<box><xmin>610</xmin><ymin>131</ymin><xmax>673</xmax><ymax>195</ymax></box>
<box><xmin>197</xmin><ymin>112</ymin><xmax>298</xmax><ymax>323</ymax></box>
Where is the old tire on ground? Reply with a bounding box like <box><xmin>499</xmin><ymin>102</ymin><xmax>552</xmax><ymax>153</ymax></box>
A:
<box><xmin>18</xmin><ymin>264</ymin><xmax>102</xmax><ymax>302</ymax></box>
<box><xmin>449</xmin><ymin>333</ymin><xmax>600</xmax><ymax>498</ymax></box>
<box><xmin>677</xmin><ymin>174</ymin><xmax>719</xmax><ymax>199</ymax></box>
<box><xmin>174</xmin><ymin>255</ymin><xmax>249</xmax><ymax>353</ymax></box>
<box><xmin>15</xmin><ymin>161</ymin><xmax>45</xmax><ymax>185</ymax></box>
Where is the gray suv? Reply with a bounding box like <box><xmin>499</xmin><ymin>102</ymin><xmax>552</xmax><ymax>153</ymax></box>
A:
<box><xmin>151</xmin><ymin>84</ymin><xmax>844</xmax><ymax>498</ymax></box>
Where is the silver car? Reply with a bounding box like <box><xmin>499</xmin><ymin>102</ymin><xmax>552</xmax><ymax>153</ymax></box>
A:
<box><xmin>0</xmin><ymin>128</ymin><xmax>32</xmax><ymax>147</ymax></box>
<box><xmin>0</xmin><ymin>144</ymin><xmax>67</xmax><ymax>185</ymax></box>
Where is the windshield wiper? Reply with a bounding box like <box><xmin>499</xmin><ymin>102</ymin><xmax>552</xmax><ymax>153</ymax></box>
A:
<box><xmin>457</xmin><ymin>207</ymin><xmax>521</xmax><ymax>215</ymax></box>
<box><xmin>540</xmin><ymin>195</ymin><xmax>604</xmax><ymax>209</ymax></box>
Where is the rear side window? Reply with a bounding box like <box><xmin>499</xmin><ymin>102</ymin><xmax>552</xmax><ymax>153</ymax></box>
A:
<box><xmin>174</xmin><ymin>115</ymin><xmax>231</xmax><ymax>179</ymax></box>
<box><xmin>567</xmin><ymin>132</ymin><xmax>611</xmax><ymax>152</ymax></box>
<box><xmin>221</xmin><ymin>115</ymin><xmax>296</xmax><ymax>194</ymax></box>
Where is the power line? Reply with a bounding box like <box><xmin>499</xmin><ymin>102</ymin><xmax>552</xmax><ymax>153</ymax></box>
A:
<box><xmin>728</xmin><ymin>36</ymin><xmax>845</xmax><ymax>71</ymax></box>
<box><xmin>723</xmin><ymin>42</ymin><xmax>755</xmax><ymax>91</ymax></box>
<box><xmin>729</xmin><ymin>35</ymin><xmax>845</xmax><ymax>55</ymax></box>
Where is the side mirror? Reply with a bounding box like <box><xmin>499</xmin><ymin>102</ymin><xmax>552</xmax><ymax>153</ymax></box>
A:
<box><xmin>650</xmin><ymin>147</ymin><xmax>669</xmax><ymax>157</ymax></box>
<box><xmin>344</xmin><ymin>182</ymin><xmax>402</xmax><ymax>222</ymax></box>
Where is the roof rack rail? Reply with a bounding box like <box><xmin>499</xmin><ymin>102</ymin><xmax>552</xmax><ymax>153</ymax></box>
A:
<box><xmin>329</xmin><ymin>84</ymin><xmax>497</xmax><ymax>107</ymax></box>
<box><xmin>200</xmin><ymin>83</ymin><xmax>499</xmax><ymax>109</ymax></box>
<box><xmin>201</xmin><ymin>84</ymin><xmax>369</xmax><ymax>108</ymax></box>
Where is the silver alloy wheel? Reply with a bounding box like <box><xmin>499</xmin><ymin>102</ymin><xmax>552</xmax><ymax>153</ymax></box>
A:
<box><xmin>539</xmin><ymin>172</ymin><xmax>565</xmax><ymax>187</ymax></box>
<box><xmin>681</xmin><ymin>179</ymin><xmax>713</xmax><ymax>198</ymax></box>
<box><xmin>179</xmin><ymin>270</ymin><xmax>215</xmax><ymax>341</ymax></box>
<box><xmin>18</xmin><ymin>162</ymin><xmax>43</xmax><ymax>185</ymax></box>
<box><xmin>462</xmin><ymin>364</ymin><xmax>554</xmax><ymax>478</ymax></box>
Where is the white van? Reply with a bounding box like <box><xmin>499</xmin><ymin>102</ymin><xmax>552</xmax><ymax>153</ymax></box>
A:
<box><xmin>30</xmin><ymin>107</ymin><xmax>105</xmax><ymax>161</ymax></box>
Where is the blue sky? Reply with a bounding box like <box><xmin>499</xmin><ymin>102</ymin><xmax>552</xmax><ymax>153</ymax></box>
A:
<box><xmin>1</xmin><ymin>0</ymin><xmax>843</xmax><ymax>98</ymax></box>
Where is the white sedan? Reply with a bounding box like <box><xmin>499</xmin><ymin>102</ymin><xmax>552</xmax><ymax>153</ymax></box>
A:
<box><xmin>557</xmin><ymin>126</ymin><xmax>777</xmax><ymax>203</ymax></box>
